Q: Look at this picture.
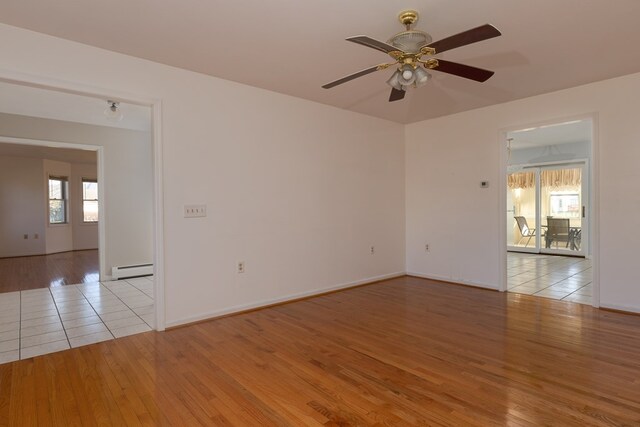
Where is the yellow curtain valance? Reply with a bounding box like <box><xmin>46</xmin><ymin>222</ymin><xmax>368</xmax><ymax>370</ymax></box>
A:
<box><xmin>508</xmin><ymin>168</ymin><xmax>581</xmax><ymax>189</ymax></box>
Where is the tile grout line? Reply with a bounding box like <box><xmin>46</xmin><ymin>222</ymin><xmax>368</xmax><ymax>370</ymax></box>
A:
<box><xmin>102</xmin><ymin>280</ymin><xmax>154</xmax><ymax>329</ymax></box>
<box><xmin>73</xmin><ymin>284</ymin><xmax>117</xmax><ymax>341</ymax></box>
<box><xmin>55</xmin><ymin>285</ymin><xmax>112</xmax><ymax>344</ymax></box>
<box><xmin>47</xmin><ymin>287</ymin><xmax>72</xmax><ymax>353</ymax></box>
<box><xmin>80</xmin><ymin>280</ymin><xmax>155</xmax><ymax>336</ymax></box>
<box><xmin>561</xmin><ymin>283</ymin><xmax>593</xmax><ymax>300</ymax></box>
<box><xmin>125</xmin><ymin>277</ymin><xmax>152</xmax><ymax>294</ymax></box>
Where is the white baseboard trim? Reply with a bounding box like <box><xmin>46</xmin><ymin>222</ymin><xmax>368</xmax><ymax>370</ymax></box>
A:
<box><xmin>165</xmin><ymin>271</ymin><xmax>406</xmax><ymax>329</ymax></box>
<box><xmin>599</xmin><ymin>302</ymin><xmax>640</xmax><ymax>315</ymax></box>
<box><xmin>406</xmin><ymin>272</ymin><xmax>500</xmax><ymax>291</ymax></box>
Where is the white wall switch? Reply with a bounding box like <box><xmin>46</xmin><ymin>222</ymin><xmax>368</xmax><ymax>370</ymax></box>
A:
<box><xmin>184</xmin><ymin>204</ymin><xmax>207</xmax><ymax>218</ymax></box>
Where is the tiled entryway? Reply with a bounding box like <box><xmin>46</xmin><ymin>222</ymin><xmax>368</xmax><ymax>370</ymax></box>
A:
<box><xmin>507</xmin><ymin>253</ymin><xmax>592</xmax><ymax>304</ymax></box>
<box><xmin>0</xmin><ymin>276</ymin><xmax>154</xmax><ymax>364</ymax></box>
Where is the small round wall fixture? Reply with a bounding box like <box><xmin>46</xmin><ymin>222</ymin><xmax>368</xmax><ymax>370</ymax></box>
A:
<box><xmin>104</xmin><ymin>100</ymin><xmax>124</xmax><ymax>122</ymax></box>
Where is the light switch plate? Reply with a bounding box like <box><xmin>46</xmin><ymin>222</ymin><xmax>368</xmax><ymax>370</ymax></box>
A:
<box><xmin>184</xmin><ymin>204</ymin><xmax>206</xmax><ymax>218</ymax></box>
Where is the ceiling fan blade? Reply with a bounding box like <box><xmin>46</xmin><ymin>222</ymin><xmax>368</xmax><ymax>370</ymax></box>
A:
<box><xmin>347</xmin><ymin>36</ymin><xmax>402</xmax><ymax>54</ymax></box>
<box><xmin>322</xmin><ymin>64</ymin><xmax>386</xmax><ymax>89</ymax></box>
<box><xmin>426</xmin><ymin>24</ymin><xmax>501</xmax><ymax>54</ymax></box>
<box><xmin>433</xmin><ymin>59</ymin><xmax>495</xmax><ymax>82</ymax></box>
<box><xmin>389</xmin><ymin>88</ymin><xmax>406</xmax><ymax>102</ymax></box>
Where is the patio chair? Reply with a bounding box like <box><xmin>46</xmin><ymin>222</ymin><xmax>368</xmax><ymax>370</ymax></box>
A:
<box><xmin>514</xmin><ymin>216</ymin><xmax>536</xmax><ymax>247</ymax></box>
<box><xmin>545</xmin><ymin>217</ymin><xmax>571</xmax><ymax>248</ymax></box>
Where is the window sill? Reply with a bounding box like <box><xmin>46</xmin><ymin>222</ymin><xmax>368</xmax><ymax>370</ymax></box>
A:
<box><xmin>48</xmin><ymin>223</ymin><xmax>69</xmax><ymax>228</ymax></box>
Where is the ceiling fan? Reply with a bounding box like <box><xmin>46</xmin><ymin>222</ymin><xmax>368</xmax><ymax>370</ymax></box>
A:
<box><xmin>322</xmin><ymin>10</ymin><xmax>501</xmax><ymax>102</ymax></box>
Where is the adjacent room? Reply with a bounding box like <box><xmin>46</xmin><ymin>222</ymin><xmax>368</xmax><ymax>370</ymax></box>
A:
<box><xmin>1</xmin><ymin>1</ymin><xmax>640</xmax><ymax>425</ymax></box>
<box><xmin>505</xmin><ymin>119</ymin><xmax>593</xmax><ymax>304</ymax></box>
<box><xmin>0</xmin><ymin>82</ymin><xmax>157</xmax><ymax>361</ymax></box>
<box><xmin>0</xmin><ymin>143</ymin><xmax>100</xmax><ymax>292</ymax></box>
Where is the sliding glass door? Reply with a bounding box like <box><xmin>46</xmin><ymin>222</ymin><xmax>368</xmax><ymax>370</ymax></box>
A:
<box><xmin>539</xmin><ymin>164</ymin><xmax>586</xmax><ymax>255</ymax></box>
<box><xmin>507</xmin><ymin>162</ymin><xmax>587</xmax><ymax>256</ymax></box>
<box><xmin>507</xmin><ymin>170</ymin><xmax>539</xmax><ymax>252</ymax></box>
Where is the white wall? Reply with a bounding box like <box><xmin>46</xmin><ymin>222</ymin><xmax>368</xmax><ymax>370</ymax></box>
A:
<box><xmin>0</xmin><ymin>155</ymin><xmax>99</xmax><ymax>257</ymax></box>
<box><xmin>71</xmin><ymin>162</ymin><xmax>98</xmax><ymax>250</ymax></box>
<box><xmin>406</xmin><ymin>72</ymin><xmax>640</xmax><ymax>312</ymax></box>
<box><xmin>0</xmin><ymin>156</ymin><xmax>46</xmax><ymax>257</ymax></box>
<box><xmin>0</xmin><ymin>112</ymin><xmax>153</xmax><ymax>277</ymax></box>
<box><xmin>0</xmin><ymin>24</ymin><xmax>406</xmax><ymax>327</ymax></box>
<box><xmin>509</xmin><ymin>140</ymin><xmax>591</xmax><ymax>166</ymax></box>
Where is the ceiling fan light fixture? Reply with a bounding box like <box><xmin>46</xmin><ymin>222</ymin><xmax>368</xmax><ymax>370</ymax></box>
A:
<box><xmin>104</xmin><ymin>100</ymin><xmax>124</xmax><ymax>122</ymax></box>
<box><xmin>386</xmin><ymin>70</ymin><xmax>403</xmax><ymax>90</ymax></box>
<box><xmin>321</xmin><ymin>9</ymin><xmax>502</xmax><ymax>103</ymax></box>
<box><xmin>397</xmin><ymin>64</ymin><xmax>416</xmax><ymax>86</ymax></box>
<box><xmin>413</xmin><ymin>66</ymin><xmax>431</xmax><ymax>87</ymax></box>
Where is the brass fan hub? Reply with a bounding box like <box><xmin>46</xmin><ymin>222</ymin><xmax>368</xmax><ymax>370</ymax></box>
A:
<box><xmin>398</xmin><ymin>10</ymin><xmax>419</xmax><ymax>28</ymax></box>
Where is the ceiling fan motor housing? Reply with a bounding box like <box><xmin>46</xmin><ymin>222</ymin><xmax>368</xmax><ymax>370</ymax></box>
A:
<box><xmin>387</xmin><ymin>30</ymin><xmax>432</xmax><ymax>54</ymax></box>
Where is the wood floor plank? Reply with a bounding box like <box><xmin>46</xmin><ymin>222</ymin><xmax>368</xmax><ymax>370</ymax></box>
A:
<box><xmin>0</xmin><ymin>250</ymin><xmax>99</xmax><ymax>292</ymax></box>
<box><xmin>1</xmin><ymin>276</ymin><xmax>640</xmax><ymax>425</ymax></box>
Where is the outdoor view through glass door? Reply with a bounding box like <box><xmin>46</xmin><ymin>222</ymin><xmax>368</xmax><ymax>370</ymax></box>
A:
<box><xmin>507</xmin><ymin>163</ymin><xmax>587</xmax><ymax>256</ymax></box>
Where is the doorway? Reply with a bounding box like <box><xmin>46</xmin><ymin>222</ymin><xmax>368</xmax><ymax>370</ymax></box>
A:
<box><xmin>502</xmin><ymin>118</ymin><xmax>595</xmax><ymax>305</ymax></box>
<box><xmin>0</xmin><ymin>79</ymin><xmax>162</xmax><ymax>364</ymax></box>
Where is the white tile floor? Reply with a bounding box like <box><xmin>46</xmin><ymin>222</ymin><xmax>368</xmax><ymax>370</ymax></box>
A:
<box><xmin>0</xmin><ymin>276</ymin><xmax>154</xmax><ymax>364</ymax></box>
<box><xmin>507</xmin><ymin>253</ymin><xmax>592</xmax><ymax>304</ymax></box>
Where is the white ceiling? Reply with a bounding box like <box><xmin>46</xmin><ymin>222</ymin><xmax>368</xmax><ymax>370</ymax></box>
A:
<box><xmin>1</xmin><ymin>1</ymin><xmax>639</xmax><ymax>124</ymax></box>
<box><xmin>508</xmin><ymin>120</ymin><xmax>592</xmax><ymax>150</ymax></box>
<box><xmin>0</xmin><ymin>82</ymin><xmax>151</xmax><ymax>132</ymax></box>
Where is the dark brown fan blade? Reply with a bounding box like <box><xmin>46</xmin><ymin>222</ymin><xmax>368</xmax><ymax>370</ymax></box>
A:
<box><xmin>433</xmin><ymin>59</ymin><xmax>495</xmax><ymax>82</ymax></box>
<box><xmin>322</xmin><ymin>65</ymin><xmax>382</xmax><ymax>89</ymax></box>
<box><xmin>347</xmin><ymin>36</ymin><xmax>402</xmax><ymax>54</ymax></box>
<box><xmin>389</xmin><ymin>88</ymin><xmax>405</xmax><ymax>102</ymax></box>
<box><xmin>426</xmin><ymin>24</ymin><xmax>501</xmax><ymax>54</ymax></box>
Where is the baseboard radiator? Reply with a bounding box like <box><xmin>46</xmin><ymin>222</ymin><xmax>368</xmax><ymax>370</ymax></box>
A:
<box><xmin>111</xmin><ymin>263</ymin><xmax>153</xmax><ymax>279</ymax></box>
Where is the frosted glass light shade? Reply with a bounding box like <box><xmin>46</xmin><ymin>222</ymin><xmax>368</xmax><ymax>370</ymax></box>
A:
<box><xmin>414</xmin><ymin>66</ymin><xmax>431</xmax><ymax>87</ymax></box>
<box><xmin>104</xmin><ymin>101</ymin><xmax>124</xmax><ymax>122</ymax></box>
<box><xmin>386</xmin><ymin>70</ymin><xmax>403</xmax><ymax>90</ymax></box>
<box><xmin>397</xmin><ymin>64</ymin><xmax>416</xmax><ymax>86</ymax></box>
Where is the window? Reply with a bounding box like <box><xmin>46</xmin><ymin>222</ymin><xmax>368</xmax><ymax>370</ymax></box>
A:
<box><xmin>48</xmin><ymin>176</ymin><xmax>68</xmax><ymax>224</ymax></box>
<box><xmin>82</xmin><ymin>179</ymin><xmax>99</xmax><ymax>222</ymax></box>
<box><xmin>549</xmin><ymin>193</ymin><xmax>580</xmax><ymax>218</ymax></box>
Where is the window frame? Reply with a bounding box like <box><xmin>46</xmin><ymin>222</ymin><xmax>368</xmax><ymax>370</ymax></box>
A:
<box><xmin>81</xmin><ymin>178</ymin><xmax>99</xmax><ymax>223</ymax></box>
<box><xmin>48</xmin><ymin>175</ymin><xmax>69</xmax><ymax>225</ymax></box>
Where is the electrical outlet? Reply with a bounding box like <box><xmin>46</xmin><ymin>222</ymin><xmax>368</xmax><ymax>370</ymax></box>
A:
<box><xmin>370</xmin><ymin>246</ymin><xmax>375</xmax><ymax>255</ymax></box>
<box><xmin>237</xmin><ymin>261</ymin><xmax>245</xmax><ymax>274</ymax></box>
<box><xmin>184</xmin><ymin>204</ymin><xmax>207</xmax><ymax>218</ymax></box>
<box><xmin>23</xmin><ymin>234</ymin><xmax>28</xmax><ymax>239</ymax></box>
<box><xmin>34</xmin><ymin>233</ymin><xmax>39</xmax><ymax>239</ymax></box>
<box><xmin>425</xmin><ymin>244</ymin><xmax>430</xmax><ymax>252</ymax></box>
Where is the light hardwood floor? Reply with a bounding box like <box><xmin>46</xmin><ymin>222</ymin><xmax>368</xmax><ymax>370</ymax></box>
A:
<box><xmin>0</xmin><ymin>250</ymin><xmax>98</xmax><ymax>292</ymax></box>
<box><xmin>1</xmin><ymin>276</ymin><xmax>639</xmax><ymax>425</ymax></box>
